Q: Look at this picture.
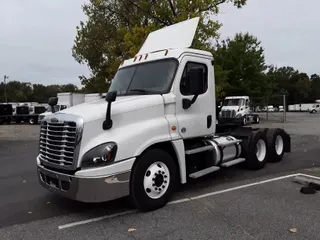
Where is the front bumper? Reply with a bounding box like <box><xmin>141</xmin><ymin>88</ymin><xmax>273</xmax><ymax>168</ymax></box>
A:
<box><xmin>37</xmin><ymin>164</ymin><xmax>131</xmax><ymax>203</ymax></box>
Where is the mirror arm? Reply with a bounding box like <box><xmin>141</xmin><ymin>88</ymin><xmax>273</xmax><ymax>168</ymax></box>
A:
<box><xmin>103</xmin><ymin>101</ymin><xmax>113</xmax><ymax>130</ymax></box>
<box><xmin>182</xmin><ymin>94</ymin><xmax>199</xmax><ymax>109</ymax></box>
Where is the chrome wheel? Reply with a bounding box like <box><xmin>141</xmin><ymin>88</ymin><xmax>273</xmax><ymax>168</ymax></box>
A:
<box><xmin>256</xmin><ymin>139</ymin><xmax>266</xmax><ymax>162</ymax></box>
<box><xmin>275</xmin><ymin>135</ymin><xmax>284</xmax><ymax>155</ymax></box>
<box><xmin>143</xmin><ymin>161</ymin><xmax>170</xmax><ymax>199</ymax></box>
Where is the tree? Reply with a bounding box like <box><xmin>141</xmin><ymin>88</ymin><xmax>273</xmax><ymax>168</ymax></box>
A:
<box><xmin>213</xmin><ymin>32</ymin><xmax>267</xmax><ymax>99</ymax></box>
<box><xmin>73</xmin><ymin>0</ymin><xmax>247</xmax><ymax>92</ymax></box>
<box><xmin>265</xmin><ymin>66</ymin><xmax>311</xmax><ymax>104</ymax></box>
<box><xmin>310</xmin><ymin>74</ymin><xmax>320</xmax><ymax>101</ymax></box>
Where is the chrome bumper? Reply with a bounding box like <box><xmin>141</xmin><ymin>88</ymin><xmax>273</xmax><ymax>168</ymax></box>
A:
<box><xmin>37</xmin><ymin>164</ymin><xmax>131</xmax><ymax>203</ymax></box>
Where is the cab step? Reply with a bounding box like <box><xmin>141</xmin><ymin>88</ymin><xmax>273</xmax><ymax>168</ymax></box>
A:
<box><xmin>189</xmin><ymin>166</ymin><xmax>220</xmax><ymax>179</ymax></box>
<box><xmin>220</xmin><ymin>158</ymin><xmax>246</xmax><ymax>167</ymax></box>
<box><xmin>185</xmin><ymin>145</ymin><xmax>214</xmax><ymax>155</ymax></box>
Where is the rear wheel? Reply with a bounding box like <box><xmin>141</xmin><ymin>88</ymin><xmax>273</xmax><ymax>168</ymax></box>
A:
<box><xmin>245</xmin><ymin>130</ymin><xmax>268</xmax><ymax>170</ymax></box>
<box><xmin>265</xmin><ymin>128</ymin><xmax>285</xmax><ymax>162</ymax></box>
<box><xmin>253</xmin><ymin>115</ymin><xmax>260</xmax><ymax>124</ymax></box>
<box><xmin>130</xmin><ymin>149</ymin><xmax>178</xmax><ymax>211</ymax></box>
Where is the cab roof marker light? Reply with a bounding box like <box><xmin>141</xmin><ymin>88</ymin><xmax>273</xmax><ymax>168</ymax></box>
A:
<box><xmin>139</xmin><ymin>55</ymin><xmax>143</xmax><ymax>61</ymax></box>
<box><xmin>165</xmin><ymin>49</ymin><xmax>169</xmax><ymax>56</ymax></box>
<box><xmin>134</xmin><ymin>56</ymin><xmax>137</xmax><ymax>62</ymax></box>
<box><xmin>145</xmin><ymin>54</ymin><xmax>149</xmax><ymax>60</ymax></box>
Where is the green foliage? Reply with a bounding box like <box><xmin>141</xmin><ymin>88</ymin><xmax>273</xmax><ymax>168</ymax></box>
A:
<box><xmin>72</xmin><ymin>0</ymin><xmax>247</xmax><ymax>92</ymax></box>
<box><xmin>213</xmin><ymin>32</ymin><xmax>267</xmax><ymax>99</ymax></box>
<box><xmin>0</xmin><ymin>82</ymin><xmax>80</xmax><ymax>103</ymax></box>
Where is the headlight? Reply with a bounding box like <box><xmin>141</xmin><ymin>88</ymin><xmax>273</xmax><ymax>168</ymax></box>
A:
<box><xmin>81</xmin><ymin>142</ymin><xmax>118</xmax><ymax>168</ymax></box>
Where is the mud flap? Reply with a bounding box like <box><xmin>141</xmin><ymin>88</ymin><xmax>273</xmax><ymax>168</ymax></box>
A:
<box><xmin>282</xmin><ymin>130</ymin><xmax>291</xmax><ymax>152</ymax></box>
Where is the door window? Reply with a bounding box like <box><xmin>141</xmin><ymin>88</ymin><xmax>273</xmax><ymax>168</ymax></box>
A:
<box><xmin>180</xmin><ymin>62</ymin><xmax>208</xmax><ymax>96</ymax></box>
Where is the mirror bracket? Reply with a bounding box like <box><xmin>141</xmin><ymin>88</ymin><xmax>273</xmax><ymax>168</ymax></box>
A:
<box><xmin>183</xmin><ymin>94</ymin><xmax>198</xmax><ymax>109</ymax></box>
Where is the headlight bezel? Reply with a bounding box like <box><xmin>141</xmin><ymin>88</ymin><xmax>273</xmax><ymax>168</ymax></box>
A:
<box><xmin>81</xmin><ymin>142</ymin><xmax>118</xmax><ymax>168</ymax></box>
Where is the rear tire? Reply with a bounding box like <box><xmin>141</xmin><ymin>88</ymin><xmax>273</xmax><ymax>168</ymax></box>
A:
<box><xmin>253</xmin><ymin>115</ymin><xmax>260</xmax><ymax>124</ymax></box>
<box><xmin>245</xmin><ymin>130</ymin><xmax>268</xmax><ymax>170</ymax></box>
<box><xmin>130</xmin><ymin>149</ymin><xmax>178</xmax><ymax>211</ymax></box>
<box><xmin>265</xmin><ymin>128</ymin><xmax>285</xmax><ymax>162</ymax></box>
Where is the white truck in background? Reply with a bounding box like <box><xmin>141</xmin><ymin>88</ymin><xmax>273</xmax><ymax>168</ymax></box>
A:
<box><xmin>218</xmin><ymin>96</ymin><xmax>260</xmax><ymax>126</ymax></box>
<box><xmin>84</xmin><ymin>93</ymin><xmax>107</xmax><ymax>103</ymax></box>
<box><xmin>38</xmin><ymin>92</ymin><xmax>85</xmax><ymax>122</ymax></box>
<box><xmin>36</xmin><ymin>18</ymin><xmax>291</xmax><ymax>211</ymax></box>
<box><xmin>309</xmin><ymin>100</ymin><xmax>320</xmax><ymax>113</ymax></box>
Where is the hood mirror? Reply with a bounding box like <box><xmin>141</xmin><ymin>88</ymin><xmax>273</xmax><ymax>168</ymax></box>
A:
<box><xmin>48</xmin><ymin>97</ymin><xmax>58</xmax><ymax>113</ymax></box>
<box><xmin>103</xmin><ymin>91</ymin><xmax>117</xmax><ymax>130</ymax></box>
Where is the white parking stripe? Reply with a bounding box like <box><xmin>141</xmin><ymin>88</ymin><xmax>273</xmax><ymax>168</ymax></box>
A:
<box><xmin>58</xmin><ymin>172</ymin><xmax>319</xmax><ymax>230</ymax></box>
<box><xmin>299</xmin><ymin>173</ymin><xmax>320</xmax><ymax>181</ymax></box>
<box><xmin>58</xmin><ymin>210</ymin><xmax>137</xmax><ymax>230</ymax></box>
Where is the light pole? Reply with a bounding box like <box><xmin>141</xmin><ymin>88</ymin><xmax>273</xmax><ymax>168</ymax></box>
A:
<box><xmin>4</xmin><ymin>75</ymin><xmax>9</xmax><ymax>103</ymax></box>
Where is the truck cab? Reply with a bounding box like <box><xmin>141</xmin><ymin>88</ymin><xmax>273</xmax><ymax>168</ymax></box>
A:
<box><xmin>218</xmin><ymin>96</ymin><xmax>259</xmax><ymax>125</ymax></box>
<box><xmin>36</xmin><ymin>17</ymin><xmax>290</xmax><ymax>211</ymax></box>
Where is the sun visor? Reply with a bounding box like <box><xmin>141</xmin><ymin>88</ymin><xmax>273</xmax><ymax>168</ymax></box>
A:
<box><xmin>137</xmin><ymin>17</ymin><xmax>200</xmax><ymax>56</ymax></box>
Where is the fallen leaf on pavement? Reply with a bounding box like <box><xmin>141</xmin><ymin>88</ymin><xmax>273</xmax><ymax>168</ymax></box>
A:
<box><xmin>128</xmin><ymin>228</ymin><xmax>136</xmax><ymax>232</ymax></box>
<box><xmin>289</xmin><ymin>228</ymin><xmax>297</xmax><ymax>233</ymax></box>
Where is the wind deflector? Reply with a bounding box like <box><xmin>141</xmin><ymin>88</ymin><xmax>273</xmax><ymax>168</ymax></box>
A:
<box><xmin>137</xmin><ymin>17</ymin><xmax>200</xmax><ymax>56</ymax></box>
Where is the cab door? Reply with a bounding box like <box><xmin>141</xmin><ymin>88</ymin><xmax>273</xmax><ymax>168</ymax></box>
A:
<box><xmin>174</xmin><ymin>55</ymin><xmax>215</xmax><ymax>139</ymax></box>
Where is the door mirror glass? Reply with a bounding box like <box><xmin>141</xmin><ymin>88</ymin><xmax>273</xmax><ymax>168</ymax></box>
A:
<box><xmin>106</xmin><ymin>91</ymin><xmax>117</xmax><ymax>102</ymax></box>
<box><xmin>48</xmin><ymin>97</ymin><xmax>58</xmax><ymax>107</ymax></box>
<box><xmin>186</xmin><ymin>68</ymin><xmax>205</xmax><ymax>95</ymax></box>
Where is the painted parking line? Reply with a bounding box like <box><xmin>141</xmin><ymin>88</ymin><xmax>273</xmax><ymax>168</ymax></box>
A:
<box><xmin>58</xmin><ymin>172</ymin><xmax>317</xmax><ymax>230</ymax></box>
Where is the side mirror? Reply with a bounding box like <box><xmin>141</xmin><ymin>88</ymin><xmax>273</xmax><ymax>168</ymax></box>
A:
<box><xmin>186</xmin><ymin>68</ymin><xmax>204</xmax><ymax>95</ymax></box>
<box><xmin>48</xmin><ymin>97</ymin><xmax>58</xmax><ymax>107</ymax></box>
<box><xmin>182</xmin><ymin>68</ymin><xmax>205</xmax><ymax>109</ymax></box>
<box><xmin>103</xmin><ymin>91</ymin><xmax>117</xmax><ymax>130</ymax></box>
<box><xmin>105</xmin><ymin>91</ymin><xmax>117</xmax><ymax>103</ymax></box>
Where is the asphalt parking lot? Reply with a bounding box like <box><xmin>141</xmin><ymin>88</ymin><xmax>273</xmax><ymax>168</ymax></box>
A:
<box><xmin>0</xmin><ymin>112</ymin><xmax>319</xmax><ymax>239</ymax></box>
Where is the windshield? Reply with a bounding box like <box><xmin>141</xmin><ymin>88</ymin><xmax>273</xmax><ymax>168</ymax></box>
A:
<box><xmin>108</xmin><ymin>59</ymin><xmax>178</xmax><ymax>96</ymax></box>
<box><xmin>223</xmin><ymin>99</ymin><xmax>245</xmax><ymax>106</ymax></box>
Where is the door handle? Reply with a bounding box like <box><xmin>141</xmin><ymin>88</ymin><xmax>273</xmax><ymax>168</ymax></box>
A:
<box><xmin>207</xmin><ymin>115</ymin><xmax>212</xmax><ymax>129</ymax></box>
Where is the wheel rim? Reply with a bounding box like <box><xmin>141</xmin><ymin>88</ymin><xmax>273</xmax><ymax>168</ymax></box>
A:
<box><xmin>243</xmin><ymin>117</ymin><xmax>247</xmax><ymax>125</ymax></box>
<box><xmin>275</xmin><ymin>135</ymin><xmax>284</xmax><ymax>155</ymax></box>
<box><xmin>143</xmin><ymin>161</ymin><xmax>170</xmax><ymax>199</ymax></box>
<box><xmin>256</xmin><ymin>139</ymin><xmax>266</xmax><ymax>162</ymax></box>
<box><xmin>30</xmin><ymin>119</ymin><xmax>34</xmax><ymax>124</ymax></box>
<box><xmin>256</xmin><ymin>116</ymin><xmax>259</xmax><ymax>122</ymax></box>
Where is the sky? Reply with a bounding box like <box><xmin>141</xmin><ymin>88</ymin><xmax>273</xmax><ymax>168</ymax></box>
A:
<box><xmin>0</xmin><ymin>0</ymin><xmax>319</xmax><ymax>87</ymax></box>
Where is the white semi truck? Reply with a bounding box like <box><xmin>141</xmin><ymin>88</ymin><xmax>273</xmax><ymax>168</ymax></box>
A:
<box><xmin>218</xmin><ymin>96</ymin><xmax>260</xmax><ymax>126</ymax></box>
<box><xmin>36</xmin><ymin>18</ymin><xmax>291</xmax><ymax>211</ymax></box>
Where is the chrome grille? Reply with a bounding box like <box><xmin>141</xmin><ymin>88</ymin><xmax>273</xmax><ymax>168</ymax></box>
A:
<box><xmin>221</xmin><ymin>110</ymin><xmax>236</xmax><ymax>118</ymax></box>
<box><xmin>39</xmin><ymin>120</ymin><xmax>79</xmax><ymax>169</ymax></box>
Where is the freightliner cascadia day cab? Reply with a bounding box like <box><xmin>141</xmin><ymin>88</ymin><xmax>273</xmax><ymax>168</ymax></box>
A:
<box><xmin>37</xmin><ymin>18</ymin><xmax>291</xmax><ymax>211</ymax></box>
<box><xmin>218</xmin><ymin>96</ymin><xmax>260</xmax><ymax>126</ymax></box>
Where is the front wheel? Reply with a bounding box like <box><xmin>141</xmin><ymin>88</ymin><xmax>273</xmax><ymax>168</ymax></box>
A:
<box><xmin>130</xmin><ymin>149</ymin><xmax>178</xmax><ymax>211</ymax></box>
<box><xmin>241</xmin><ymin>116</ymin><xmax>247</xmax><ymax>126</ymax></box>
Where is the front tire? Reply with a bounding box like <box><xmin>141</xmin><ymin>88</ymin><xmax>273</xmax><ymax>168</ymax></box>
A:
<box><xmin>130</xmin><ymin>149</ymin><xmax>178</xmax><ymax>211</ymax></box>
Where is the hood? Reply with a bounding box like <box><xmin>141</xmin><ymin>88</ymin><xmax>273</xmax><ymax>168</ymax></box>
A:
<box><xmin>56</xmin><ymin>95</ymin><xmax>165</xmax><ymax>122</ymax></box>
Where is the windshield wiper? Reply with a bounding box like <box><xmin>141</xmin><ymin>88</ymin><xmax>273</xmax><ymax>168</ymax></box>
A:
<box><xmin>129</xmin><ymin>89</ymin><xmax>150</xmax><ymax>93</ymax></box>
